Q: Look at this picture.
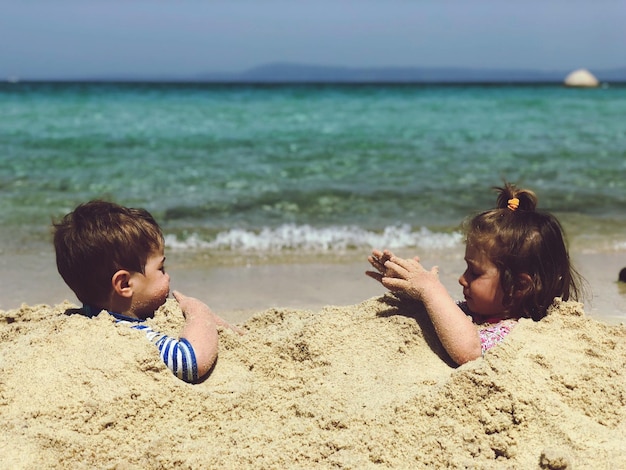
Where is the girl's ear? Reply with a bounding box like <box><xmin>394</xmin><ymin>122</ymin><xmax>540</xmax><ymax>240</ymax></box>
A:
<box><xmin>111</xmin><ymin>270</ymin><xmax>133</xmax><ymax>298</ymax></box>
<box><xmin>514</xmin><ymin>273</ymin><xmax>533</xmax><ymax>299</ymax></box>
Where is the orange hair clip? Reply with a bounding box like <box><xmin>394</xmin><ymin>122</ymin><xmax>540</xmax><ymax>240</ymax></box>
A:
<box><xmin>507</xmin><ymin>197</ymin><xmax>520</xmax><ymax>211</ymax></box>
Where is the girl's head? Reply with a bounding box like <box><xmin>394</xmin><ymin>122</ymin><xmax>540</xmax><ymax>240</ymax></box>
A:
<box><xmin>462</xmin><ymin>183</ymin><xmax>582</xmax><ymax>321</ymax></box>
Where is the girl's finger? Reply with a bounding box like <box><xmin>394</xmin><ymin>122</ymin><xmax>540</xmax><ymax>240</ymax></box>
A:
<box><xmin>368</xmin><ymin>254</ymin><xmax>382</xmax><ymax>265</ymax></box>
<box><xmin>367</xmin><ymin>258</ymin><xmax>384</xmax><ymax>273</ymax></box>
<box><xmin>391</xmin><ymin>255</ymin><xmax>426</xmax><ymax>273</ymax></box>
<box><xmin>383</xmin><ymin>259</ymin><xmax>408</xmax><ymax>278</ymax></box>
<box><xmin>365</xmin><ymin>270</ymin><xmax>383</xmax><ymax>282</ymax></box>
<box><xmin>381</xmin><ymin>276</ymin><xmax>407</xmax><ymax>291</ymax></box>
<box><xmin>387</xmin><ymin>256</ymin><xmax>415</xmax><ymax>272</ymax></box>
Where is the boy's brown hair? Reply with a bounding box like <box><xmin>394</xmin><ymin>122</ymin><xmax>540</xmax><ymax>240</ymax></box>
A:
<box><xmin>464</xmin><ymin>183</ymin><xmax>583</xmax><ymax>321</ymax></box>
<box><xmin>53</xmin><ymin>200</ymin><xmax>164</xmax><ymax>306</ymax></box>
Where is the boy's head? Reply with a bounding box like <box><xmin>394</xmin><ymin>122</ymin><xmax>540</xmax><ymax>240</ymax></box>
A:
<box><xmin>53</xmin><ymin>200</ymin><xmax>167</xmax><ymax>310</ymax></box>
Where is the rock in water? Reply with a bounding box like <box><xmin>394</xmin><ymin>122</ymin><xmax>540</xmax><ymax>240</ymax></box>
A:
<box><xmin>564</xmin><ymin>69</ymin><xmax>599</xmax><ymax>87</ymax></box>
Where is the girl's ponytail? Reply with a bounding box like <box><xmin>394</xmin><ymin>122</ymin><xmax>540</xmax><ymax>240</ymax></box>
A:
<box><xmin>494</xmin><ymin>183</ymin><xmax>538</xmax><ymax>212</ymax></box>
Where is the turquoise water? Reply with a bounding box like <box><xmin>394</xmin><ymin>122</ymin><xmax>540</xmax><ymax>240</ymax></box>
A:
<box><xmin>1</xmin><ymin>82</ymin><xmax>625</xmax><ymax>254</ymax></box>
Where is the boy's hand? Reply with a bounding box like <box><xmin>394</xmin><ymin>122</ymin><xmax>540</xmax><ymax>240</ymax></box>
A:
<box><xmin>172</xmin><ymin>290</ymin><xmax>211</xmax><ymax>319</ymax></box>
<box><xmin>173</xmin><ymin>290</ymin><xmax>245</xmax><ymax>335</ymax></box>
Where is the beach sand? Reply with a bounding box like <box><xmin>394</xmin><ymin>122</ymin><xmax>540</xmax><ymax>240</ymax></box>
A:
<box><xmin>1</xmin><ymin>246</ymin><xmax>625</xmax><ymax>468</ymax></box>
<box><xmin>1</xmin><ymin>294</ymin><xmax>625</xmax><ymax>468</ymax></box>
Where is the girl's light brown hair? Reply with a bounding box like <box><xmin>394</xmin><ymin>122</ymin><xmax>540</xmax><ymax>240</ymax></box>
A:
<box><xmin>463</xmin><ymin>183</ymin><xmax>583</xmax><ymax>320</ymax></box>
<box><xmin>53</xmin><ymin>200</ymin><xmax>164</xmax><ymax>306</ymax></box>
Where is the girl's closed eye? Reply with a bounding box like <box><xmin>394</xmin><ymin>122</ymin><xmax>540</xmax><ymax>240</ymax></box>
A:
<box><xmin>465</xmin><ymin>263</ymin><xmax>480</xmax><ymax>279</ymax></box>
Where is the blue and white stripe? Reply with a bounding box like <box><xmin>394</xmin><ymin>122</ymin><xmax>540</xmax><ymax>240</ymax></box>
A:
<box><xmin>84</xmin><ymin>305</ymin><xmax>199</xmax><ymax>383</ymax></box>
<box><xmin>128</xmin><ymin>323</ymin><xmax>199</xmax><ymax>383</ymax></box>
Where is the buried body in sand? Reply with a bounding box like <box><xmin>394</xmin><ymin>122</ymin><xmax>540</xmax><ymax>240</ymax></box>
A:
<box><xmin>2</xmin><ymin>184</ymin><xmax>626</xmax><ymax>468</ymax></box>
<box><xmin>1</xmin><ymin>295</ymin><xmax>625</xmax><ymax>469</ymax></box>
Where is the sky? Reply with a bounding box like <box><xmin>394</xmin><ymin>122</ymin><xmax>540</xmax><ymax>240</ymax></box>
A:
<box><xmin>1</xmin><ymin>0</ymin><xmax>625</xmax><ymax>80</ymax></box>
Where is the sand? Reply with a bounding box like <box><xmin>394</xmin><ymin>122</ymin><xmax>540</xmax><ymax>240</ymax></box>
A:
<box><xmin>1</xmin><ymin>294</ymin><xmax>625</xmax><ymax>469</ymax></box>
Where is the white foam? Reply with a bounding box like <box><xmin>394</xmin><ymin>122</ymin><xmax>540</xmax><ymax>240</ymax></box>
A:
<box><xmin>164</xmin><ymin>224</ymin><xmax>463</xmax><ymax>253</ymax></box>
<box><xmin>613</xmin><ymin>240</ymin><xmax>626</xmax><ymax>251</ymax></box>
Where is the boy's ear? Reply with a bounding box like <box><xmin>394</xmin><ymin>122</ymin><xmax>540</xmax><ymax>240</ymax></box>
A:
<box><xmin>514</xmin><ymin>273</ymin><xmax>533</xmax><ymax>299</ymax></box>
<box><xmin>111</xmin><ymin>270</ymin><xmax>133</xmax><ymax>298</ymax></box>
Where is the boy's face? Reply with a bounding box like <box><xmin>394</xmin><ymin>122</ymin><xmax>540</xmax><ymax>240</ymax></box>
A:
<box><xmin>128</xmin><ymin>246</ymin><xmax>170</xmax><ymax>319</ymax></box>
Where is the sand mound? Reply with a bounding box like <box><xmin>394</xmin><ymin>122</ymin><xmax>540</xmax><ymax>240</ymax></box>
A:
<box><xmin>1</xmin><ymin>296</ymin><xmax>625</xmax><ymax>468</ymax></box>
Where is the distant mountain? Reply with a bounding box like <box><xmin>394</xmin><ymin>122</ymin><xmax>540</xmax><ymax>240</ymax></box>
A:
<box><xmin>198</xmin><ymin>63</ymin><xmax>626</xmax><ymax>83</ymax></box>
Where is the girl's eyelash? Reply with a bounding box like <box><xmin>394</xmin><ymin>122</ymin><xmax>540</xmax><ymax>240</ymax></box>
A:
<box><xmin>466</xmin><ymin>265</ymin><xmax>480</xmax><ymax>277</ymax></box>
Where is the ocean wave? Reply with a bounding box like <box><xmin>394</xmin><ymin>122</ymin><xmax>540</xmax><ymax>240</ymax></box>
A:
<box><xmin>164</xmin><ymin>224</ymin><xmax>463</xmax><ymax>252</ymax></box>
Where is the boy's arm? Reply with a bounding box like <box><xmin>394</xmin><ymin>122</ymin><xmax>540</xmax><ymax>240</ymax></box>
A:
<box><xmin>173</xmin><ymin>291</ymin><xmax>219</xmax><ymax>379</ymax></box>
<box><xmin>381</xmin><ymin>256</ymin><xmax>482</xmax><ymax>365</ymax></box>
<box><xmin>211</xmin><ymin>312</ymin><xmax>246</xmax><ymax>336</ymax></box>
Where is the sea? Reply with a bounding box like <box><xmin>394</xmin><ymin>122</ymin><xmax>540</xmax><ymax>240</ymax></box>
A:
<box><xmin>1</xmin><ymin>82</ymin><xmax>625</xmax><ymax>262</ymax></box>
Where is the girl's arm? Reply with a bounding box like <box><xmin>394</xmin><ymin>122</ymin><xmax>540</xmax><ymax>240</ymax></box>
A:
<box><xmin>382</xmin><ymin>256</ymin><xmax>482</xmax><ymax>365</ymax></box>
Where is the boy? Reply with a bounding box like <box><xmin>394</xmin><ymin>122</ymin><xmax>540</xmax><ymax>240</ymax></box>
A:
<box><xmin>53</xmin><ymin>200</ymin><xmax>241</xmax><ymax>383</ymax></box>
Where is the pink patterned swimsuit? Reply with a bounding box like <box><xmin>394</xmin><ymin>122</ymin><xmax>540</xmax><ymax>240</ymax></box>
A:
<box><xmin>457</xmin><ymin>301</ymin><xmax>518</xmax><ymax>354</ymax></box>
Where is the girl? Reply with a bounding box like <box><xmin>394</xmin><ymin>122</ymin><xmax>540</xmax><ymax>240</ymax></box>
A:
<box><xmin>366</xmin><ymin>183</ymin><xmax>583</xmax><ymax>365</ymax></box>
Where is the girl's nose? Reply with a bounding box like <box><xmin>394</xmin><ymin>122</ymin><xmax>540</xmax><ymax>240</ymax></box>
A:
<box><xmin>458</xmin><ymin>271</ymin><xmax>468</xmax><ymax>287</ymax></box>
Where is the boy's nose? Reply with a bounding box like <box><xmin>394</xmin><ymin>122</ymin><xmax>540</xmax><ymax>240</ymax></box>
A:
<box><xmin>458</xmin><ymin>272</ymin><xmax>467</xmax><ymax>287</ymax></box>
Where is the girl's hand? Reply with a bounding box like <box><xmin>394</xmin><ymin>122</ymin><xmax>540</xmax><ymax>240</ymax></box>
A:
<box><xmin>367</xmin><ymin>249</ymin><xmax>414</xmax><ymax>282</ymax></box>
<box><xmin>366</xmin><ymin>249</ymin><xmax>392</xmax><ymax>282</ymax></box>
<box><xmin>366</xmin><ymin>250</ymin><xmax>422</xmax><ymax>280</ymax></box>
<box><xmin>380</xmin><ymin>256</ymin><xmax>439</xmax><ymax>302</ymax></box>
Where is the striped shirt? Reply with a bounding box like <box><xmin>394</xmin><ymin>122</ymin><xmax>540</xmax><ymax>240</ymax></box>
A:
<box><xmin>83</xmin><ymin>305</ymin><xmax>199</xmax><ymax>383</ymax></box>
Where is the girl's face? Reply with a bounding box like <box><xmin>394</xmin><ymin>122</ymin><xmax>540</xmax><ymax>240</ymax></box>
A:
<box><xmin>458</xmin><ymin>243</ymin><xmax>505</xmax><ymax>320</ymax></box>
